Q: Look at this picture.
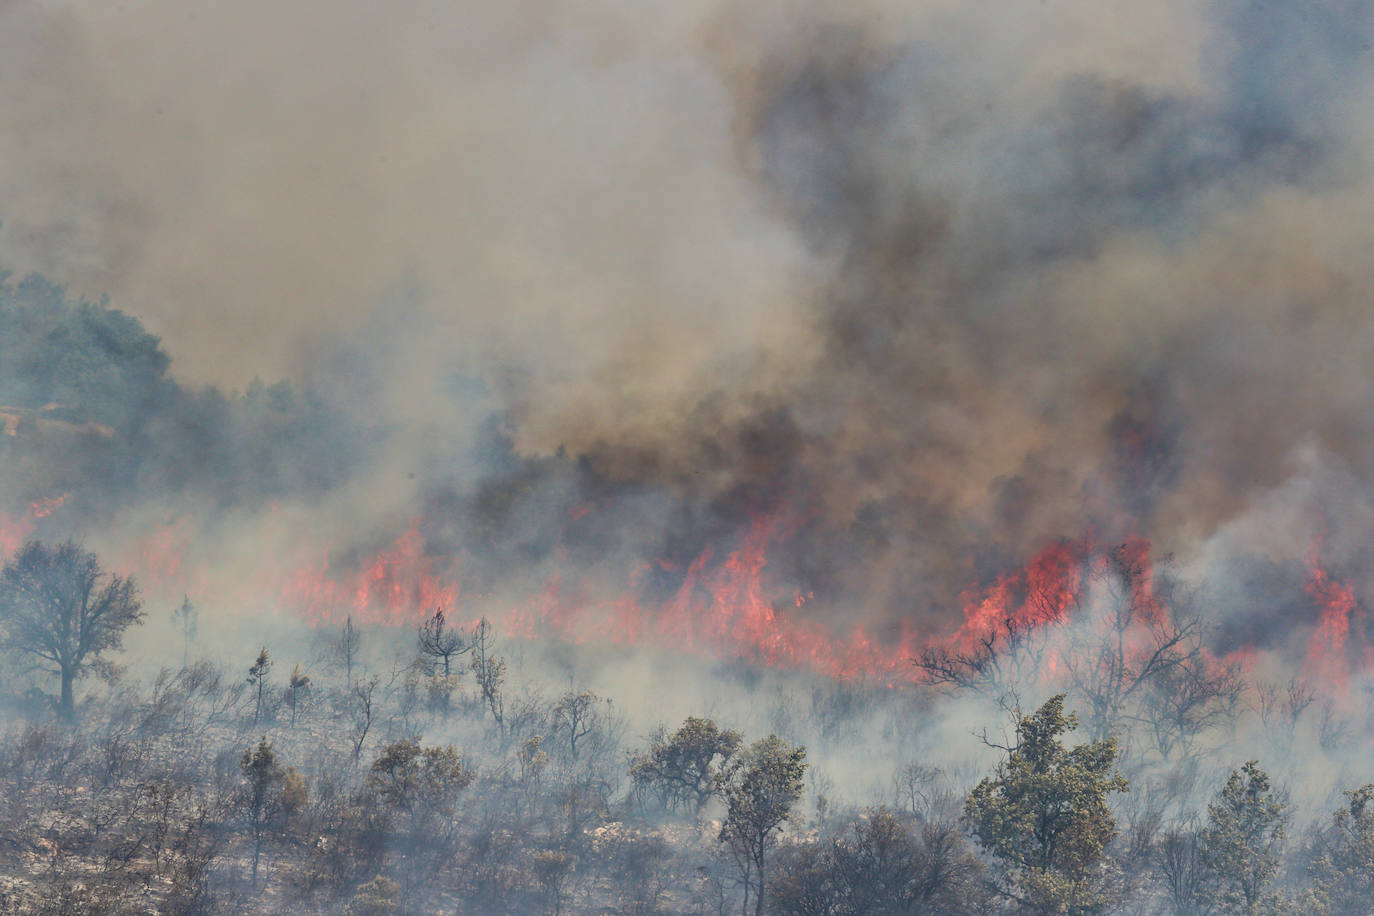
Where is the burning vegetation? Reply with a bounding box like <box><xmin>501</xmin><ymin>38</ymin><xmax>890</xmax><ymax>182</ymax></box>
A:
<box><xmin>4</xmin><ymin>0</ymin><xmax>1374</xmax><ymax>913</ymax></box>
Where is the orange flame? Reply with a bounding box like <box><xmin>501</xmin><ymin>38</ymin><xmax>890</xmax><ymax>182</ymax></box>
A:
<box><xmin>953</xmin><ymin>538</ymin><xmax>1086</xmax><ymax>652</ymax></box>
<box><xmin>278</xmin><ymin>509</ymin><xmax>924</xmax><ymax>684</ymax></box>
<box><xmin>283</xmin><ymin>520</ymin><xmax>460</xmax><ymax>626</ymax></box>
<box><xmin>34</xmin><ymin>495</ymin><xmax>1371</xmax><ymax>696</ymax></box>
<box><xmin>1302</xmin><ymin>549</ymin><xmax>1364</xmax><ymax>692</ymax></box>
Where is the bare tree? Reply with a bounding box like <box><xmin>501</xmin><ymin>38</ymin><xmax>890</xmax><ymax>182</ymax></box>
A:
<box><xmin>1061</xmin><ymin>549</ymin><xmax>1197</xmax><ymax>741</ymax></box>
<box><xmin>350</xmin><ymin>675</ymin><xmax>379</xmax><ymax>765</ymax></box>
<box><xmin>915</xmin><ymin>614</ymin><xmax>1049</xmax><ymax>698</ymax></box>
<box><xmin>336</xmin><ymin>615</ymin><xmax>361</xmax><ymax>689</ymax></box>
<box><xmin>891</xmin><ymin>762</ymin><xmax>960</xmax><ymax>822</ymax></box>
<box><xmin>470</xmin><ymin>617</ymin><xmax>506</xmax><ymax>732</ymax></box>
<box><xmin>918</xmin><ymin>550</ymin><xmax>1088</xmax><ymax>696</ymax></box>
<box><xmin>1158</xmin><ymin>820</ymin><xmax>1207</xmax><ymax>916</ymax></box>
<box><xmin>1256</xmin><ymin>677</ymin><xmax>1315</xmax><ymax>733</ymax></box>
<box><xmin>1140</xmin><ymin>653</ymin><xmax>1243</xmax><ymax>760</ymax></box>
<box><xmin>553</xmin><ymin>689</ymin><xmax>604</xmax><ymax>762</ymax></box>
<box><xmin>417</xmin><ymin>608</ymin><xmax>468</xmax><ymax>720</ymax></box>
<box><xmin>0</xmin><ymin>540</ymin><xmax>145</xmax><ymax>721</ymax></box>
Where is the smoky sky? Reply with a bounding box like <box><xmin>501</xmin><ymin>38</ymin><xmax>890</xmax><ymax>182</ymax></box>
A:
<box><xmin>3</xmin><ymin>0</ymin><xmax>1374</xmax><ymax>644</ymax></box>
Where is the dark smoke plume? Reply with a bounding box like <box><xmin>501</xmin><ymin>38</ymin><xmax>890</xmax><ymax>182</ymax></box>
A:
<box><xmin>3</xmin><ymin>0</ymin><xmax>1374</xmax><ymax>669</ymax></box>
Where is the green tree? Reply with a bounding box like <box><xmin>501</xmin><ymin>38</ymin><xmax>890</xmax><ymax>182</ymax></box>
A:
<box><xmin>1305</xmin><ymin>784</ymin><xmax>1374</xmax><ymax>915</ymax></box>
<box><xmin>532</xmin><ymin>849</ymin><xmax>576</xmax><ymax>916</ymax></box>
<box><xmin>719</xmin><ymin>734</ymin><xmax>808</xmax><ymax>916</ymax></box>
<box><xmin>631</xmin><ymin>716</ymin><xmax>742</xmax><ymax>817</ymax></box>
<box><xmin>367</xmin><ymin>737</ymin><xmax>475</xmax><ymax>850</ymax></box>
<box><xmin>246</xmin><ymin>647</ymin><xmax>272</xmax><ymax>726</ymax></box>
<box><xmin>346</xmin><ymin>875</ymin><xmax>400</xmax><ymax>916</ymax></box>
<box><xmin>0</xmin><ymin>540</ymin><xmax>145</xmax><ymax>721</ymax></box>
<box><xmin>769</xmin><ymin>807</ymin><xmax>991</xmax><ymax>915</ymax></box>
<box><xmin>285</xmin><ymin>663</ymin><xmax>310</xmax><ymax>728</ymax></box>
<box><xmin>962</xmin><ymin>695</ymin><xmax>1128</xmax><ymax>914</ymax></box>
<box><xmin>1199</xmin><ymin>761</ymin><xmax>1289</xmax><ymax>915</ymax></box>
<box><xmin>0</xmin><ymin>273</ymin><xmax>170</xmax><ymax>428</ymax></box>
<box><xmin>237</xmin><ymin>738</ymin><xmax>299</xmax><ymax>887</ymax></box>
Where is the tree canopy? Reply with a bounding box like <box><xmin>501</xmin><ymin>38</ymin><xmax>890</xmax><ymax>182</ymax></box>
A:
<box><xmin>1306</xmin><ymin>784</ymin><xmax>1374</xmax><ymax>915</ymax></box>
<box><xmin>630</xmin><ymin>715</ymin><xmax>742</xmax><ymax>816</ymax></box>
<box><xmin>0</xmin><ymin>273</ymin><xmax>170</xmax><ymax>429</ymax></box>
<box><xmin>719</xmin><ymin>733</ymin><xmax>808</xmax><ymax>916</ymax></box>
<box><xmin>0</xmin><ymin>540</ymin><xmax>144</xmax><ymax>719</ymax></box>
<box><xmin>1200</xmin><ymin>761</ymin><xmax>1289</xmax><ymax>915</ymax></box>
<box><xmin>963</xmin><ymin>695</ymin><xmax>1128</xmax><ymax>915</ymax></box>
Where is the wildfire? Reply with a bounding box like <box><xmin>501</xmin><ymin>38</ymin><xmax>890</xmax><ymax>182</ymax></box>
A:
<box><xmin>0</xmin><ymin>494</ymin><xmax>70</xmax><ymax>558</ymax></box>
<box><xmin>283</xmin><ymin>521</ymin><xmax>461</xmax><ymax>626</ymax></box>
<box><xmin>953</xmin><ymin>538</ymin><xmax>1086</xmax><ymax>653</ymax></box>
<box><xmin>277</xmin><ymin>509</ymin><xmax>923</xmax><ymax>684</ymax></box>
<box><xmin>14</xmin><ymin>490</ymin><xmax>1367</xmax><ymax>695</ymax></box>
<box><xmin>272</xmin><ymin>512</ymin><xmax>1182</xmax><ymax>689</ymax></box>
<box><xmin>28</xmin><ymin>495</ymin><xmax>68</xmax><ymax>519</ymax></box>
<box><xmin>1302</xmin><ymin>549</ymin><xmax>1367</xmax><ymax>692</ymax></box>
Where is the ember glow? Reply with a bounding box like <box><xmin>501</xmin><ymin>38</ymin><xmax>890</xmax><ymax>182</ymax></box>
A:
<box><xmin>0</xmin><ymin>495</ymin><xmax>67</xmax><ymax>558</ymax></box>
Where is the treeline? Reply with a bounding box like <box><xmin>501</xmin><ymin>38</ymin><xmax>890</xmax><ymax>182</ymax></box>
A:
<box><xmin>0</xmin><ymin>272</ymin><xmax>365</xmax><ymax>514</ymax></box>
<box><xmin>2</xmin><ymin>542</ymin><xmax>1374</xmax><ymax>914</ymax></box>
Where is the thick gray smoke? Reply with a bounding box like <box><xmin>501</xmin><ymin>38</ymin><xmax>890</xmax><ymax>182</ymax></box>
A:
<box><xmin>3</xmin><ymin>0</ymin><xmax>1374</xmax><ymax>660</ymax></box>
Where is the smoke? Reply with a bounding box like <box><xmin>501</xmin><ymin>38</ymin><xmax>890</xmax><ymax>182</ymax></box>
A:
<box><xmin>4</xmin><ymin>0</ymin><xmax>1374</xmax><ymax>674</ymax></box>
<box><xmin>0</xmin><ymin>1</ymin><xmax>811</xmax><ymax>389</ymax></box>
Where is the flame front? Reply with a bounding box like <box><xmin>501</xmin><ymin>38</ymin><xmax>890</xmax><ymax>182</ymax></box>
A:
<box><xmin>11</xmin><ymin>491</ymin><xmax>1370</xmax><ymax>698</ymax></box>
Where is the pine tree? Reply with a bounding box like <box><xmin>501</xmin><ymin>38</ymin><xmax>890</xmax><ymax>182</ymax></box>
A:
<box><xmin>247</xmin><ymin>647</ymin><xmax>273</xmax><ymax>726</ymax></box>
